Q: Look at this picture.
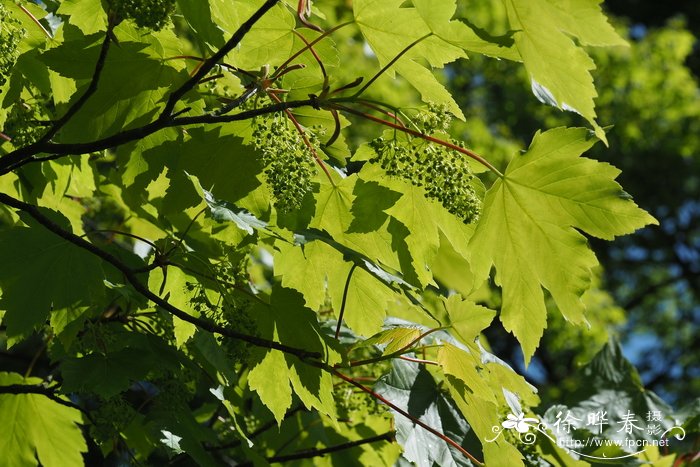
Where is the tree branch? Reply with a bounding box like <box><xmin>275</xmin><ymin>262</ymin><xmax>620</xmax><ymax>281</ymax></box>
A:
<box><xmin>0</xmin><ymin>0</ymin><xmax>283</xmax><ymax>175</ymax></box>
<box><xmin>0</xmin><ymin>192</ymin><xmax>322</xmax><ymax>362</ymax></box>
<box><xmin>159</xmin><ymin>0</ymin><xmax>280</xmax><ymax>120</ymax></box>
<box><xmin>0</xmin><ymin>98</ymin><xmax>317</xmax><ymax>175</ymax></box>
<box><xmin>40</xmin><ymin>22</ymin><xmax>114</xmax><ymax>144</ymax></box>
<box><xmin>623</xmin><ymin>270</ymin><xmax>700</xmax><ymax>310</ymax></box>
<box><xmin>264</xmin><ymin>432</ymin><xmax>395</xmax><ymax>464</ymax></box>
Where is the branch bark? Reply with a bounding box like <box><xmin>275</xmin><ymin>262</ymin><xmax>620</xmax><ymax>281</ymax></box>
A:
<box><xmin>265</xmin><ymin>432</ymin><xmax>394</xmax><ymax>464</ymax></box>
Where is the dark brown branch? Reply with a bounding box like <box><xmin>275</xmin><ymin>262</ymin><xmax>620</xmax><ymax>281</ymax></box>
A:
<box><xmin>0</xmin><ymin>99</ymin><xmax>316</xmax><ymax>174</ymax></box>
<box><xmin>39</xmin><ymin>22</ymin><xmax>114</xmax><ymax>144</ymax></box>
<box><xmin>0</xmin><ymin>192</ymin><xmax>322</xmax><ymax>362</ymax></box>
<box><xmin>265</xmin><ymin>432</ymin><xmax>395</xmax><ymax>463</ymax></box>
<box><xmin>0</xmin><ymin>0</ymin><xmax>283</xmax><ymax>175</ymax></box>
<box><xmin>159</xmin><ymin>0</ymin><xmax>280</xmax><ymax>119</ymax></box>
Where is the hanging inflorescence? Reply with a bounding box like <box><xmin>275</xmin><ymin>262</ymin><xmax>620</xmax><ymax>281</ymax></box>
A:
<box><xmin>252</xmin><ymin>114</ymin><xmax>317</xmax><ymax>213</ymax></box>
<box><xmin>0</xmin><ymin>3</ymin><xmax>25</xmax><ymax>90</ymax></box>
<box><xmin>370</xmin><ymin>105</ymin><xmax>482</xmax><ymax>224</ymax></box>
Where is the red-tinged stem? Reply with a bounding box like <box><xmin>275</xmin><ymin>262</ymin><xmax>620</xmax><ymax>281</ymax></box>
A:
<box><xmin>357</xmin><ymin>101</ymin><xmax>406</xmax><ymax>127</ymax></box>
<box><xmin>18</xmin><ymin>4</ymin><xmax>52</xmax><ymax>39</ymax></box>
<box><xmin>332</xmin><ymin>103</ymin><xmax>504</xmax><ymax>177</ymax></box>
<box><xmin>296</xmin><ymin>0</ymin><xmax>323</xmax><ymax>32</ymax></box>
<box><xmin>332</xmin><ymin>369</ymin><xmax>484</xmax><ymax>466</ymax></box>
<box><xmin>267</xmin><ymin>93</ymin><xmax>335</xmax><ymax>184</ymax></box>
<box><xmin>292</xmin><ymin>30</ymin><xmax>327</xmax><ymax>82</ymax></box>
<box><xmin>344</xmin><ymin>328</ymin><xmax>446</xmax><ymax>368</ymax></box>
<box><xmin>272</xmin><ymin>21</ymin><xmax>354</xmax><ymax>81</ymax></box>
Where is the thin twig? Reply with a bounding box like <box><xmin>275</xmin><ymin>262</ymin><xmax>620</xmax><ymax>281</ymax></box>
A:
<box><xmin>353</xmin><ymin>33</ymin><xmax>433</xmax><ymax>97</ymax></box>
<box><xmin>159</xmin><ymin>0</ymin><xmax>281</xmax><ymax>120</ymax></box>
<box><xmin>292</xmin><ymin>30</ymin><xmax>327</xmax><ymax>81</ymax></box>
<box><xmin>345</xmin><ymin>327</ymin><xmax>446</xmax><ymax>368</ymax></box>
<box><xmin>39</xmin><ymin>21</ymin><xmax>114</xmax><ymax>143</ymax></box>
<box><xmin>265</xmin><ymin>432</ymin><xmax>394</xmax><ymax>463</ymax></box>
<box><xmin>271</xmin><ymin>21</ymin><xmax>354</xmax><ymax>81</ymax></box>
<box><xmin>0</xmin><ymin>98</ymin><xmax>317</xmax><ymax>174</ymax></box>
<box><xmin>267</xmin><ymin>92</ymin><xmax>335</xmax><ymax>184</ymax></box>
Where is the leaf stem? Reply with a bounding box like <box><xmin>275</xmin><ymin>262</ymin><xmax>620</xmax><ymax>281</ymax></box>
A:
<box><xmin>271</xmin><ymin>21</ymin><xmax>354</xmax><ymax>81</ymax></box>
<box><xmin>18</xmin><ymin>4</ymin><xmax>52</xmax><ymax>39</ymax></box>
<box><xmin>335</xmin><ymin>264</ymin><xmax>358</xmax><ymax>339</ymax></box>
<box><xmin>267</xmin><ymin>92</ymin><xmax>335</xmax><ymax>184</ymax></box>
<box><xmin>353</xmin><ymin>33</ymin><xmax>433</xmax><ymax>97</ymax></box>
<box><xmin>332</xmin><ymin>103</ymin><xmax>504</xmax><ymax>177</ymax></box>
<box><xmin>160</xmin><ymin>0</ymin><xmax>281</xmax><ymax>119</ymax></box>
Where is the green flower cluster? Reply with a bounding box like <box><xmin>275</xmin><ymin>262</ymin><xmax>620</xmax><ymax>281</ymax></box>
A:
<box><xmin>252</xmin><ymin>115</ymin><xmax>316</xmax><ymax>212</ymax></box>
<box><xmin>110</xmin><ymin>0</ymin><xmax>175</xmax><ymax>31</ymax></box>
<box><xmin>89</xmin><ymin>396</ymin><xmax>137</xmax><ymax>442</ymax></box>
<box><xmin>417</xmin><ymin>102</ymin><xmax>452</xmax><ymax>134</ymax></box>
<box><xmin>371</xmin><ymin>136</ymin><xmax>482</xmax><ymax>224</ymax></box>
<box><xmin>3</xmin><ymin>99</ymin><xmax>48</xmax><ymax>147</ymax></box>
<box><xmin>0</xmin><ymin>3</ymin><xmax>25</xmax><ymax>89</ymax></box>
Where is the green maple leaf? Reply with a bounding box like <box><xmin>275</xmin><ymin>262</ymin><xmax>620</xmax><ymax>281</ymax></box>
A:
<box><xmin>0</xmin><ymin>212</ymin><xmax>105</xmax><ymax>338</ymax></box>
<box><xmin>211</xmin><ymin>0</ymin><xmax>296</xmax><ymax>70</ymax></box>
<box><xmin>274</xmin><ymin>240</ymin><xmax>351</xmax><ymax>312</ymax></box>
<box><xmin>354</xmin><ymin>0</ymin><xmax>466</xmax><ymax>117</ymax></box>
<box><xmin>0</xmin><ymin>373</ymin><xmax>87</xmax><ymax>467</ymax></box>
<box><xmin>504</xmin><ymin>0</ymin><xmax>627</xmax><ymax>142</ymax></box>
<box><xmin>56</xmin><ymin>0</ymin><xmax>107</xmax><ymax>34</ymax></box>
<box><xmin>468</xmin><ymin>128</ymin><xmax>656</xmax><ymax>363</ymax></box>
<box><xmin>442</xmin><ymin>295</ymin><xmax>496</xmax><ymax>344</ymax></box>
<box><xmin>247</xmin><ymin>287</ymin><xmax>339</xmax><ymax>424</ymax></box>
<box><xmin>374</xmin><ymin>359</ymin><xmax>474</xmax><ymax>467</ymax></box>
<box><xmin>413</xmin><ymin>0</ymin><xmax>519</xmax><ymax>60</ymax></box>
